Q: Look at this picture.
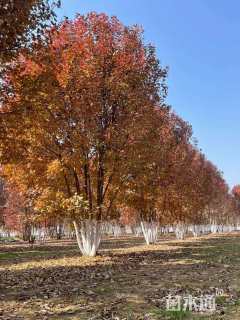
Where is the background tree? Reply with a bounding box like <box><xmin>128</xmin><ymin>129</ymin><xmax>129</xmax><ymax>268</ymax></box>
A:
<box><xmin>1</xmin><ymin>164</ymin><xmax>40</xmax><ymax>242</ymax></box>
<box><xmin>0</xmin><ymin>178</ymin><xmax>6</xmax><ymax>227</ymax></box>
<box><xmin>121</xmin><ymin>108</ymin><xmax>193</xmax><ymax>244</ymax></box>
<box><xmin>0</xmin><ymin>0</ymin><xmax>60</xmax><ymax>63</ymax></box>
<box><xmin>232</xmin><ymin>185</ymin><xmax>240</xmax><ymax>208</ymax></box>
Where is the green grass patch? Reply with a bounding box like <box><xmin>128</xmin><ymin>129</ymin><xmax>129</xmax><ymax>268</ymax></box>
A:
<box><xmin>215</xmin><ymin>295</ymin><xmax>227</xmax><ymax>306</ymax></box>
<box><xmin>0</xmin><ymin>250</ymin><xmax>51</xmax><ymax>260</ymax></box>
<box><xmin>0</xmin><ymin>236</ymin><xmax>19</xmax><ymax>242</ymax></box>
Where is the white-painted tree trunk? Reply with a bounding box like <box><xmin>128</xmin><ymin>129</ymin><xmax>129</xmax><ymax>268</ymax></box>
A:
<box><xmin>73</xmin><ymin>220</ymin><xmax>101</xmax><ymax>257</ymax></box>
<box><xmin>141</xmin><ymin>221</ymin><xmax>158</xmax><ymax>245</ymax></box>
<box><xmin>175</xmin><ymin>223</ymin><xmax>188</xmax><ymax>240</ymax></box>
<box><xmin>203</xmin><ymin>224</ymin><xmax>211</xmax><ymax>234</ymax></box>
<box><xmin>210</xmin><ymin>224</ymin><xmax>218</xmax><ymax>233</ymax></box>
<box><xmin>125</xmin><ymin>225</ymin><xmax>133</xmax><ymax>234</ymax></box>
<box><xmin>101</xmin><ymin>222</ymin><xmax>114</xmax><ymax>236</ymax></box>
<box><xmin>113</xmin><ymin>224</ymin><xmax>122</xmax><ymax>237</ymax></box>
<box><xmin>190</xmin><ymin>225</ymin><xmax>202</xmax><ymax>237</ymax></box>
<box><xmin>218</xmin><ymin>224</ymin><xmax>224</xmax><ymax>233</ymax></box>
<box><xmin>133</xmin><ymin>225</ymin><xmax>142</xmax><ymax>236</ymax></box>
<box><xmin>160</xmin><ymin>226</ymin><xmax>169</xmax><ymax>235</ymax></box>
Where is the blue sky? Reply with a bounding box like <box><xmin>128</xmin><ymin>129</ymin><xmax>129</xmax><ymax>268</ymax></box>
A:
<box><xmin>57</xmin><ymin>1</ymin><xmax>240</xmax><ymax>189</ymax></box>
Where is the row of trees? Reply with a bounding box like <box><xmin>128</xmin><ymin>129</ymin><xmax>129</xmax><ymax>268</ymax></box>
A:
<box><xmin>0</xmin><ymin>13</ymin><xmax>239</xmax><ymax>255</ymax></box>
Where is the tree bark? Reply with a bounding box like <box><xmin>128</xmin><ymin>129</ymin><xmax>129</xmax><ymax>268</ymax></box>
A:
<box><xmin>141</xmin><ymin>221</ymin><xmax>158</xmax><ymax>245</ymax></box>
<box><xmin>73</xmin><ymin>220</ymin><xmax>101</xmax><ymax>257</ymax></box>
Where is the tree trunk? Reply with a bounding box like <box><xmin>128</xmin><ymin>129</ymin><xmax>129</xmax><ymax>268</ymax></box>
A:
<box><xmin>113</xmin><ymin>224</ymin><xmax>122</xmax><ymax>237</ymax></box>
<box><xmin>141</xmin><ymin>221</ymin><xmax>158</xmax><ymax>245</ymax></box>
<box><xmin>191</xmin><ymin>225</ymin><xmax>201</xmax><ymax>237</ymax></box>
<box><xmin>175</xmin><ymin>223</ymin><xmax>187</xmax><ymax>240</ymax></box>
<box><xmin>210</xmin><ymin>223</ymin><xmax>218</xmax><ymax>233</ymax></box>
<box><xmin>73</xmin><ymin>220</ymin><xmax>101</xmax><ymax>257</ymax></box>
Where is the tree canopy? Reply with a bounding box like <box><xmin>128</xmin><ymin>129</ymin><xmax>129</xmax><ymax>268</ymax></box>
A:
<box><xmin>0</xmin><ymin>0</ymin><xmax>60</xmax><ymax>63</ymax></box>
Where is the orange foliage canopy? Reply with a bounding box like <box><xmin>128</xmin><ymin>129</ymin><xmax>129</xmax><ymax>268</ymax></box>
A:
<box><xmin>0</xmin><ymin>13</ymin><xmax>168</xmax><ymax>223</ymax></box>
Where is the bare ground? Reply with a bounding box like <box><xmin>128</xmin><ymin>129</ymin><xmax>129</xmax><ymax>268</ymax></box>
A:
<box><xmin>1</xmin><ymin>233</ymin><xmax>240</xmax><ymax>319</ymax></box>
